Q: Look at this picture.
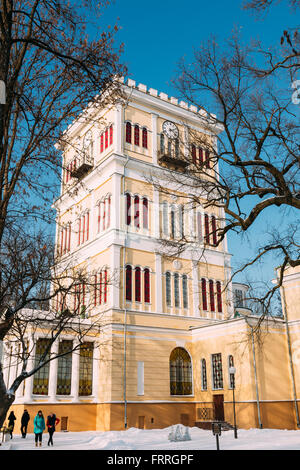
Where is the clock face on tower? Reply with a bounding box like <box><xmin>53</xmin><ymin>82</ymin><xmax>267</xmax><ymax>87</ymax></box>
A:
<box><xmin>162</xmin><ymin>120</ymin><xmax>179</xmax><ymax>139</ymax></box>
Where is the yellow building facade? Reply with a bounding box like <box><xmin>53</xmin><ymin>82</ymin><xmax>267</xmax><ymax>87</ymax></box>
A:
<box><xmin>4</xmin><ymin>79</ymin><xmax>300</xmax><ymax>433</ymax></box>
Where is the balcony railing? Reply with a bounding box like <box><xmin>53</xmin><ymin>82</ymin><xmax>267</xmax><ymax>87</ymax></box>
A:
<box><xmin>70</xmin><ymin>153</ymin><xmax>94</xmax><ymax>179</ymax></box>
<box><xmin>158</xmin><ymin>150</ymin><xmax>189</xmax><ymax>171</ymax></box>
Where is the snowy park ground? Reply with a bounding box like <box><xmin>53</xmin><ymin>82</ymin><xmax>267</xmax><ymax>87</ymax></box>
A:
<box><xmin>1</xmin><ymin>425</ymin><xmax>300</xmax><ymax>451</ymax></box>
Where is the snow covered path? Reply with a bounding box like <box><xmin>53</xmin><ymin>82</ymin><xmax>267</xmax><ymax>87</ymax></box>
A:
<box><xmin>1</xmin><ymin>426</ymin><xmax>300</xmax><ymax>451</ymax></box>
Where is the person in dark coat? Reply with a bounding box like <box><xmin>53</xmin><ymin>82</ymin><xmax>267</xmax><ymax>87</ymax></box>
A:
<box><xmin>46</xmin><ymin>413</ymin><xmax>60</xmax><ymax>446</ymax></box>
<box><xmin>20</xmin><ymin>409</ymin><xmax>30</xmax><ymax>438</ymax></box>
<box><xmin>7</xmin><ymin>411</ymin><xmax>16</xmax><ymax>439</ymax></box>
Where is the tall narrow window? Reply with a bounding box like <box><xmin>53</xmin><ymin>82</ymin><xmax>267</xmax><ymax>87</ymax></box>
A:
<box><xmin>99</xmin><ymin>271</ymin><xmax>103</xmax><ymax>305</ymax></box>
<box><xmin>79</xmin><ymin>343</ymin><xmax>93</xmax><ymax>396</ymax></box>
<box><xmin>166</xmin><ymin>272</ymin><xmax>171</xmax><ymax>307</ymax></box>
<box><xmin>216</xmin><ymin>281</ymin><xmax>222</xmax><ymax>313</ymax></box>
<box><xmin>191</xmin><ymin>144</ymin><xmax>196</xmax><ymax>165</ymax></box>
<box><xmin>199</xmin><ymin>148</ymin><xmax>203</xmax><ymax>166</ymax></box>
<box><xmin>33</xmin><ymin>339</ymin><xmax>51</xmax><ymax>395</ymax></box>
<box><xmin>175</xmin><ymin>138</ymin><xmax>179</xmax><ymax>158</ymax></box>
<box><xmin>144</xmin><ymin>268</ymin><xmax>150</xmax><ymax>303</ymax></box>
<box><xmin>160</xmin><ymin>133</ymin><xmax>165</xmax><ymax>154</ymax></box>
<box><xmin>211</xmin><ymin>216</ymin><xmax>217</xmax><ymax>246</ymax></box>
<box><xmin>78</xmin><ymin>218</ymin><xmax>81</xmax><ymax>246</ymax></box>
<box><xmin>134</xmin><ymin>195</ymin><xmax>140</xmax><ymax>229</ymax></box>
<box><xmin>179</xmin><ymin>205</ymin><xmax>184</xmax><ymax>238</ymax></box>
<box><xmin>142</xmin><ymin>128</ymin><xmax>148</xmax><ymax>148</ymax></box>
<box><xmin>197</xmin><ymin>213</ymin><xmax>202</xmax><ymax>242</ymax></box>
<box><xmin>109</xmin><ymin>125</ymin><xmax>113</xmax><ymax>145</ymax></box>
<box><xmin>212</xmin><ymin>353</ymin><xmax>223</xmax><ymax>389</ymax></box>
<box><xmin>86</xmin><ymin>212</ymin><xmax>90</xmax><ymax>241</ymax></box>
<box><xmin>107</xmin><ymin>195</ymin><xmax>111</xmax><ymax>229</ymax></box>
<box><xmin>81</xmin><ymin>214</ymin><xmax>85</xmax><ymax>244</ymax></box>
<box><xmin>105</xmin><ymin>128</ymin><xmax>108</xmax><ymax>149</ymax></box>
<box><xmin>56</xmin><ymin>340</ymin><xmax>73</xmax><ymax>395</ymax></box>
<box><xmin>135</xmin><ymin>267</ymin><xmax>141</xmax><ymax>302</ymax></box>
<box><xmin>201</xmin><ymin>278</ymin><xmax>207</xmax><ymax>311</ymax></box>
<box><xmin>182</xmin><ymin>275</ymin><xmax>188</xmax><ymax>309</ymax></box>
<box><xmin>68</xmin><ymin>224</ymin><xmax>71</xmax><ymax>252</ymax></box>
<box><xmin>126</xmin><ymin>193</ymin><xmax>131</xmax><ymax>226</ymax></box>
<box><xmin>201</xmin><ymin>358</ymin><xmax>207</xmax><ymax>390</ymax></box>
<box><xmin>209</xmin><ymin>280</ymin><xmax>215</xmax><ymax>312</ymax></box>
<box><xmin>97</xmin><ymin>203</ymin><xmax>101</xmax><ymax>233</ymax></box>
<box><xmin>204</xmin><ymin>214</ymin><xmax>210</xmax><ymax>244</ymax></box>
<box><xmin>168</xmin><ymin>139</ymin><xmax>172</xmax><ymax>156</ymax></box>
<box><xmin>142</xmin><ymin>198</ymin><xmax>148</xmax><ymax>229</ymax></box>
<box><xmin>163</xmin><ymin>202</ymin><xmax>168</xmax><ymax>236</ymax></box>
<box><xmin>100</xmin><ymin>134</ymin><xmax>104</xmax><ymax>153</ymax></box>
<box><xmin>134</xmin><ymin>125</ymin><xmax>140</xmax><ymax>146</ymax></box>
<box><xmin>126</xmin><ymin>265</ymin><xmax>132</xmax><ymax>302</ymax></box>
<box><xmin>104</xmin><ymin>269</ymin><xmax>108</xmax><ymax>304</ymax></box>
<box><xmin>102</xmin><ymin>200</ymin><xmax>106</xmax><ymax>231</ymax></box>
<box><xmin>205</xmin><ymin>149</ymin><xmax>210</xmax><ymax>168</ymax></box>
<box><xmin>174</xmin><ymin>273</ymin><xmax>180</xmax><ymax>308</ymax></box>
<box><xmin>171</xmin><ymin>207</ymin><xmax>175</xmax><ymax>239</ymax></box>
<box><xmin>126</xmin><ymin>122</ymin><xmax>132</xmax><ymax>144</ymax></box>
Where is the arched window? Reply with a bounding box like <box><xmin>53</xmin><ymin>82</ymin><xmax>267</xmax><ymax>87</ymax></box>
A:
<box><xmin>204</xmin><ymin>214</ymin><xmax>210</xmax><ymax>244</ymax></box>
<box><xmin>166</xmin><ymin>272</ymin><xmax>171</xmax><ymax>306</ymax></box>
<box><xmin>179</xmin><ymin>205</ymin><xmax>184</xmax><ymax>238</ymax></box>
<box><xmin>170</xmin><ymin>206</ymin><xmax>175</xmax><ymax>239</ymax></box>
<box><xmin>126</xmin><ymin>193</ymin><xmax>131</xmax><ymax>226</ymax></box>
<box><xmin>107</xmin><ymin>195</ymin><xmax>111</xmax><ymax>229</ymax></box>
<box><xmin>125</xmin><ymin>265</ymin><xmax>132</xmax><ymax>301</ymax></box>
<box><xmin>211</xmin><ymin>215</ymin><xmax>217</xmax><ymax>246</ymax></box>
<box><xmin>102</xmin><ymin>200</ymin><xmax>106</xmax><ymax>231</ymax></box>
<box><xmin>135</xmin><ymin>267</ymin><xmax>141</xmax><ymax>302</ymax></box>
<box><xmin>142</xmin><ymin>128</ymin><xmax>148</xmax><ymax>148</ymax></box>
<box><xmin>170</xmin><ymin>347</ymin><xmax>193</xmax><ymax>395</ymax></box>
<box><xmin>104</xmin><ymin>269</ymin><xmax>108</xmax><ymax>304</ymax></box>
<box><xmin>174</xmin><ymin>273</ymin><xmax>180</xmax><ymax>308</ymax></box>
<box><xmin>142</xmin><ymin>197</ymin><xmax>148</xmax><ymax>229</ymax></box>
<box><xmin>175</xmin><ymin>138</ymin><xmax>179</xmax><ymax>158</ymax></box>
<box><xmin>134</xmin><ymin>195</ymin><xmax>140</xmax><ymax>228</ymax></box>
<box><xmin>182</xmin><ymin>275</ymin><xmax>188</xmax><ymax>309</ymax></box>
<box><xmin>216</xmin><ymin>281</ymin><xmax>222</xmax><ymax>313</ymax></box>
<box><xmin>201</xmin><ymin>358</ymin><xmax>207</xmax><ymax>390</ymax></box>
<box><xmin>209</xmin><ymin>280</ymin><xmax>215</xmax><ymax>312</ymax></box>
<box><xmin>125</xmin><ymin>122</ymin><xmax>132</xmax><ymax>144</ymax></box>
<box><xmin>105</xmin><ymin>127</ymin><xmax>108</xmax><ymax>149</ymax></box>
<box><xmin>201</xmin><ymin>278</ymin><xmax>207</xmax><ymax>311</ymax></box>
<box><xmin>197</xmin><ymin>212</ymin><xmax>202</xmax><ymax>242</ymax></box>
<box><xmin>134</xmin><ymin>125</ymin><xmax>140</xmax><ymax>146</ymax></box>
<box><xmin>109</xmin><ymin>125</ymin><xmax>113</xmax><ymax>145</ymax></box>
<box><xmin>205</xmin><ymin>149</ymin><xmax>210</xmax><ymax>168</ymax></box>
<box><xmin>191</xmin><ymin>144</ymin><xmax>196</xmax><ymax>165</ymax></box>
<box><xmin>100</xmin><ymin>133</ymin><xmax>104</xmax><ymax>153</ymax></box>
<box><xmin>144</xmin><ymin>268</ymin><xmax>150</xmax><ymax>303</ymax></box>
<box><xmin>199</xmin><ymin>148</ymin><xmax>203</xmax><ymax>165</ymax></box>
<box><xmin>162</xmin><ymin>202</ymin><xmax>168</xmax><ymax>236</ymax></box>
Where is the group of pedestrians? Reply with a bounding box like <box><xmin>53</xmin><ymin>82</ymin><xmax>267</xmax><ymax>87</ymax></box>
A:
<box><xmin>6</xmin><ymin>410</ymin><xmax>60</xmax><ymax>447</ymax></box>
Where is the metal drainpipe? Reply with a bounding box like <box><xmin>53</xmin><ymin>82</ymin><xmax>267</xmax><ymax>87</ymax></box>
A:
<box><xmin>249</xmin><ymin>323</ymin><xmax>263</xmax><ymax>428</ymax></box>
<box><xmin>281</xmin><ymin>283</ymin><xmax>300</xmax><ymax>428</ymax></box>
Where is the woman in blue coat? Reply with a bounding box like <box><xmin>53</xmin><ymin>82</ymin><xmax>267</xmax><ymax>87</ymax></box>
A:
<box><xmin>33</xmin><ymin>410</ymin><xmax>45</xmax><ymax>447</ymax></box>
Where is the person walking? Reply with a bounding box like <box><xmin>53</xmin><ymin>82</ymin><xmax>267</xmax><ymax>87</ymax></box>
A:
<box><xmin>20</xmin><ymin>409</ymin><xmax>30</xmax><ymax>438</ymax></box>
<box><xmin>33</xmin><ymin>410</ymin><xmax>45</xmax><ymax>447</ymax></box>
<box><xmin>7</xmin><ymin>411</ymin><xmax>16</xmax><ymax>439</ymax></box>
<box><xmin>46</xmin><ymin>413</ymin><xmax>60</xmax><ymax>447</ymax></box>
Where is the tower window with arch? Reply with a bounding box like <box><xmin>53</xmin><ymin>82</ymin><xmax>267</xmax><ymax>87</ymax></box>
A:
<box><xmin>212</xmin><ymin>353</ymin><xmax>223</xmax><ymax>389</ymax></box>
<box><xmin>182</xmin><ymin>275</ymin><xmax>188</xmax><ymax>309</ymax></box>
<box><xmin>201</xmin><ymin>278</ymin><xmax>207</xmax><ymax>311</ymax></box>
<box><xmin>125</xmin><ymin>122</ymin><xmax>132</xmax><ymax>144</ymax></box>
<box><xmin>209</xmin><ymin>280</ymin><xmax>215</xmax><ymax>312</ymax></box>
<box><xmin>170</xmin><ymin>347</ymin><xmax>193</xmax><ymax>396</ymax></box>
<box><xmin>135</xmin><ymin>267</ymin><xmax>141</xmax><ymax>302</ymax></box>
<box><xmin>228</xmin><ymin>355</ymin><xmax>235</xmax><ymax>389</ymax></box>
<box><xmin>134</xmin><ymin>124</ymin><xmax>140</xmax><ymax>146</ymax></box>
<box><xmin>174</xmin><ymin>273</ymin><xmax>180</xmax><ymax>308</ymax></box>
<box><xmin>166</xmin><ymin>272</ymin><xmax>171</xmax><ymax>307</ymax></box>
<box><xmin>142</xmin><ymin>127</ymin><xmax>148</xmax><ymax>148</ymax></box>
<box><xmin>216</xmin><ymin>281</ymin><xmax>223</xmax><ymax>313</ymax></box>
<box><xmin>125</xmin><ymin>265</ymin><xmax>132</xmax><ymax>302</ymax></box>
<box><xmin>144</xmin><ymin>268</ymin><xmax>150</xmax><ymax>303</ymax></box>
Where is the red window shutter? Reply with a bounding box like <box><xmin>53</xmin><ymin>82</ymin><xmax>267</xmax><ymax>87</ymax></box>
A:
<box><xmin>212</xmin><ymin>216</ymin><xmax>217</xmax><ymax>246</ymax></box>
<box><xmin>142</xmin><ymin>128</ymin><xmax>147</xmax><ymax>148</ymax></box>
<box><xmin>86</xmin><ymin>212</ymin><xmax>89</xmax><ymax>241</ymax></box>
<box><xmin>209</xmin><ymin>280</ymin><xmax>215</xmax><ymax>312</ymax></box>
<box><xmin>204</xmin><ymin>214</ymin><xmax>210</xmax><ymax>244</ymax></box>
<box><xmin>99</xmin><ymin>271</ymin><xmax>102</xmax><ymax>305</ymax></box>
<box><xmin>134</xmin><ymin>125</ymin><xmax>140</xmax><ymax>146</ymax></box>
<box><xmin>126</xmin><ymin>266</ymin><xmax>132</xmax><ymax>301</ymax></box>
<box><xmin>191</xmin><ymin>145</ymin><xmax>196</xmax><ymax>164</ymax></box>
<box><xmin>205</xmin><ymin>150</ymin><xmax>210</xmax><ymax>168</ymax></box>
<box><xmin>105</xmin><ymin>128</ymin><xmax>108</xmax><ymax>149</ymax></box>
<box><xmin>143</xmin><ymin>198</ymin><xmax>148</xmax><ymax>229</ymax></box>
<box><xmin>202</xmin><ymin>278</ymin><xmax>207</xmax><ymax>311</ymax></box>
<box><xmin>126</xmin><ymin>193</ymin><xmax>131</xmax><ymax>226</ymax></box>
<box><xmin>126</xmin><ymin>122</ymin><xmax>132</xmax><ymax>143</ymax></box>
<box><xmin>109</xmin><ymin>125</ymin><xmax>113</xmax><ymax>145</ymax></box>
<box><xmin>134</xmin><ymin>195</ymin><xmax>140</xmax><ymax>228</ymax></box>
<box><xmin>144</xmin><ymin>268</ymin><xmax>150</xmax><ymax>303</ymax></box>
<box><xmin>199</xmin><ymin>148</ymin><xmax>203</xmax><ymax>165</ymax></box>
<box><xmin>104</xmin><ymin>269</ymin><xmax>108</xmax><ymax>303</ymax></box>
<box><xmin>94</xmin><ymin>274</ymin><xmax>97</xmax><ymax>306</ymax></box>
<box><xmin>100</xmin><ymin>134</ymin><xmax>104</xmax><ymax>153</ymax></box>
<box><xmin>216</xmin><ymin>281</ymin><xmax>222</xmax><ymax>313</ymax></box>
<box><xmin>135</xmin><ymin>267</ymin><xmax>141</xmax><ymax>302</ymax></box>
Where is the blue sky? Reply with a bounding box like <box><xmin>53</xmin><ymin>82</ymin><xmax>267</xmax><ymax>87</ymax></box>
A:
<box><xmin>88</xmin><ymin>0</ymin><xmax>298</xmax><ymax>287</ymax></box>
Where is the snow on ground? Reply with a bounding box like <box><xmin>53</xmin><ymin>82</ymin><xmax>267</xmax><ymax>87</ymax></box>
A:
<box><xmin>1</xmin><ymin>426</ymin><xmax>300</xmax><ymax>451</ymax></box>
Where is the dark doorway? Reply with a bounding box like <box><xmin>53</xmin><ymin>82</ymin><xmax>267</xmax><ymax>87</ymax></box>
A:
<box><xmin>213</xmin><ymin>394</ymin><xmax>224</xmax><ymax>421</ymax></box>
